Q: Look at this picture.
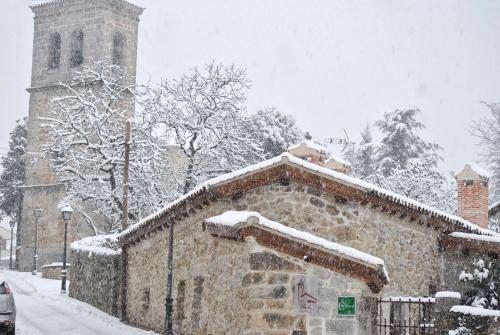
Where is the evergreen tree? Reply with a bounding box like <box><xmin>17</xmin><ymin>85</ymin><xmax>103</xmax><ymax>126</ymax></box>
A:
<box><xmin>375</xmin><ymin>108</ymin><xmax>441</xmax><ymax>175</ymax></box>
<box><xmin>0</xmin><ymin>117</ymin><xmax>27</xmax><ymax>257</ymax></box>
<box><xmin>345</xmin><ymin>109</ymin><xmax>455</xmax><ymax>213</ymax></box>
<box><xmin>344</xmin><ymin>124</ymin><xmax>376</xmax><ymax>179</ymax></box>
<box><xmin>250</xmin><ymin>108</ymin><xmax>303</xmax><ymax>158</ymax></box>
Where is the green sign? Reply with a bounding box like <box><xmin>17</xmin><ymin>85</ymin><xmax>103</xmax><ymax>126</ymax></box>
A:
<box><xmin>337</xmin><ymin>296</ymin><xmax>356</xmax><ymax>316</ymax></box>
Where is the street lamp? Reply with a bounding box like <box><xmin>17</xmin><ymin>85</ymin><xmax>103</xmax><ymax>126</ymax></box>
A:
<box><xmin>32</xmin><ymin>208</ymin><xmax>43</xmax><ymax>275</ymax></box>
<box><xmin>9</xmin><ymin>220</ymin><xmax>15</xmax><ymax>270</ymax></box>
<box><xmin>60</xmin><ymin>203</ymin><xmax>73</xmax><ymax>294</ymax></box>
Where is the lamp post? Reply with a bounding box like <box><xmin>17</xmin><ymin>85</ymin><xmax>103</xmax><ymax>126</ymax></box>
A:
<box><xmin>60</xmin><ymin>204</ymin><xmax>73</xmax><ymax>294</ymax></box>
<box><xmin>9</xmin><ymin>220</ymin><xmax>15</xmax><ymax>270</ymax></box>
<box><xmin>32</xmin><ymin>208</ymin><xmax>43</xmax><ymax>275</ymax></box>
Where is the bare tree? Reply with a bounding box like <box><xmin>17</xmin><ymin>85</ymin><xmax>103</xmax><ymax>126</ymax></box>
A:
<box><xmin>471</xmin><ymin>102</ymin><xmax>500</xmax><ymax>201</ymax></box>
<box><xmin>139</xmin><ymin>62</ymin><xmax>264</xmax><ymax>194</ymax></box>
<box><xmin>41</xmin><ymin>60</ymin><xmax>176</xmax><ymax>233</ymax></box>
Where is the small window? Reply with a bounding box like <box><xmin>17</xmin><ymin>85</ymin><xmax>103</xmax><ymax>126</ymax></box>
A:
<box><xmin>48</xmin><ymin>32</ymin><xmax>61</xmax><ymax>69</ymax></box>
<box><xmin>480</xmin><ymin>181</ymin><xmax>488</xmax><ymax>187</ymax></box>
<box><xmin>112</xmin><ymin>32</ymin><xmax>125</xmax><ymax>65</ymax></box>
<box><xmin>463</xmin><ymin>180</ymin><xmax>473</xmax><ymax>187</ymax></box>
<box><xmin>141</xmin><ymin>287</ymin><xmax>150</xmax><ymax>311</ymax></box>
<box><xmin>70</xmin><ymin>29</ymin><xmax>84</xmax><ymax>67</ymax></box>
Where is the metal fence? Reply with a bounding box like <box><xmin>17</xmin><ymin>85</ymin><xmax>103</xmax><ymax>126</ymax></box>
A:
<box><xmin>377</xmin><ymin>297</ymin><xmax>435</xmax><ymax>335</ymax></box>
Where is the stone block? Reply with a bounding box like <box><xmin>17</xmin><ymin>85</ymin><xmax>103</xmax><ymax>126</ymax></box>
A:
<box><xmin>267</xmin><ymin>273</ymin><xmax>290</xmax><ymax>285</ymax></box>
<box><xmin>263</xmin><ymin>313</ymin><xmax>297</xmax><ymax>329</ymax></box>
<box><xmin>325</xmin><ymin>319</ymin><xmax>356</xmax><ymax>334</ymax></box>
<box><xmin>243</xmin><ymin>272</ymin><xmax>264</xmax><ymax>286</ymax></box>
<box><xmin>250</xmin><ymin>252</ymin><xmax>304</xmax><ymax>272</ymax></box>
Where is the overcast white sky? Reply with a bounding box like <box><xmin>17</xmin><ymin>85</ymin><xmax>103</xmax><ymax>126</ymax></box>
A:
<box><xmin>1</xmin><ymin>0</ymin><xmax>500</xmax><ymax>173</ymax></box>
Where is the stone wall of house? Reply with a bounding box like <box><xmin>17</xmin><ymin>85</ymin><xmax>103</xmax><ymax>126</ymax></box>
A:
<box><xmin>232</xmin><ymin>182</ymin><xmax>442</xmax><ymax>295</ymax></box>
<box><xmin>69</xmin><ymin>248</ymin><xmax>122</xmax><ymax>317</ymax></box>
<box><xmin>126</xmin><ymin>180</ymin><xmax>448</xmax><ymax>333</ymax></box>
<box><xmin>126</xmin><ymin>217</ymin><xmax>374</xmax><ymax>335</ymax></box>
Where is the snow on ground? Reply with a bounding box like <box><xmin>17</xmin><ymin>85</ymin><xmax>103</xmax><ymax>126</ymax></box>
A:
<box><xmin>1</xmin><ymin>270</ymin><xmax>158</xmax><ymax>335</ymax></box>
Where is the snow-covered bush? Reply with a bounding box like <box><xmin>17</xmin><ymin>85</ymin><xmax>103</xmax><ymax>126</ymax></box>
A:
<box><xmin>452</xmin><ymin>258</ymin><xmax>500</xmax><ymax>333</ymax></box>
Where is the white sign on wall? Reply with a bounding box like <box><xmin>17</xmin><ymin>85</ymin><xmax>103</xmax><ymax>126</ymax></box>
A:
<box><xmin>293</xmin><ymin>275</ymin><xmax>320</xmax><ymax>316</ymax></box>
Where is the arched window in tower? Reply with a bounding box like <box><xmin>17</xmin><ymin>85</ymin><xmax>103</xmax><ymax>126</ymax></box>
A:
<box><xmin>48</xmin><ymin>32</ymin><xmax>61</xmax><ymax>70</ymax></box>
<box><xmin>113</xmin><ymin>32</ymin><xmax>125</xmax><ymax>66</ymax></box>
<box><xmin>70</xmin><ymin>29</ymin><xmax>84</xmax><ymax>67</ymax></box>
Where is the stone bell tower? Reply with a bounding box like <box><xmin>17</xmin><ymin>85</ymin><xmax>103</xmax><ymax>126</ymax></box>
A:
<box><xmin>18</xmin><ymin>0</ymin><xmax>143</xmax><ymax>271</ymax></box>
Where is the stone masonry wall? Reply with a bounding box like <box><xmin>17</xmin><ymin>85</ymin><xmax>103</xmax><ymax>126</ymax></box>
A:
<box><xmin>69</xmin><ymin>248</ymin><xmax>122</xmax><ymax>317</ymax></box>
<box><xmin>126</xmin><ymin>180</ymin><xmax>445</xmax><ymax>333</ymax></box>
<box><xmin>233</xmin><ymin>182</ymin><xmax>442</xmax><ymax>295</ymax></box>
<box><xmin>127</xmin><ymin>219</ymin><xmax>373</xmax><ymax>335</ymax></box>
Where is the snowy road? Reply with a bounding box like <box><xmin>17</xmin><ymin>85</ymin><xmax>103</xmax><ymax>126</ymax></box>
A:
<box><xmin>1</xmin><ymin>270</ymin><xmax>158</xmax><ymax>335</ymax></box>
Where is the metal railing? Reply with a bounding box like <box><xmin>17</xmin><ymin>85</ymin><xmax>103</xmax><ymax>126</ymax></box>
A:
<box><xmin>378</xmin><ymin>297</ymin><xmax>435</xmax><ymax>335</ymax></box>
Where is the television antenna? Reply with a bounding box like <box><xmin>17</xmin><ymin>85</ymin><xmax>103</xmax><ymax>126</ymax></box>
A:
<box><xmin>324</xmin><ymin>129</ymin><xmax>355</xmax><ymax>153</ymax></box>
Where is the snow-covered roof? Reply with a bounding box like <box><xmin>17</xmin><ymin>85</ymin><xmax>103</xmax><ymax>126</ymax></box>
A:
<box><xmin>71</xmin><ymin>234</ymin><xmax>121</xmax><ymax>256</ymax></box>
<box><xmin>120</xmin><ymin>152</ymin><xmax>496</xmax><ymax>241</ymax></box>
<box><xmin>288</xmin><ymin>140</ymin><xmax>328</xmax><ymax>154</ymax></box>
<box><xmin>205</xmin><ymin>210</ymin><xmax>388</xmax><ymax>292</ymax></box>
<box><xmin>206</xmin><ymin>211</ymin><xmax>386</xmax><ymax>269</ymax></box>
<box><xmin>449</xmin><ymin>232</ymin><xmax>500</xmax><ymax>244</ymax></box>
<box><xmin>450</xmin><ymin>305</ymin><xmax>500</xmax><ymax>317</ymax></box>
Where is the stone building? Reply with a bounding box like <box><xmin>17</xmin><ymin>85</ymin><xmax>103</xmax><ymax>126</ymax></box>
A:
<box><xmin>117</xmin><ymin>142</ymin><xmax>500</xmax><ymax>334</ymax></box>
<box><xmin>18</xmin><ymin>0</ymin><xmax>143</xmax><ymax>271</ymax></box>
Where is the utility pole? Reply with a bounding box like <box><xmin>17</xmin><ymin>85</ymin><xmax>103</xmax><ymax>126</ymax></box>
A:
<box><xmin>9</xmin><ymin>221</ymin><xmax>15</xmax><ymax>270</ymax></box>
<box><xmin>122</xmin><ymin>120</ymin><xmax>131</xmax><ymax>231</ymax></box>
<box><xmin>164</xmin><ymin>220</ymin><xmax>174</xmax><ymax>335</ymax></box>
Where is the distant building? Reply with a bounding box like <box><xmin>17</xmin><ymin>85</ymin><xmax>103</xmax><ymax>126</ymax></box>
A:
<box><xmin>18</xmin><ymin>0</ymin><xmax>143</xmax><ymax>271</ymax></box>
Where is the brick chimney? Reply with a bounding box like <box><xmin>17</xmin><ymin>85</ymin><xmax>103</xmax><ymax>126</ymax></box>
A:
<box><xmin>455</xmin><ymin>163</ymin><xmax>490</xmax><ymax>229</ymax></box>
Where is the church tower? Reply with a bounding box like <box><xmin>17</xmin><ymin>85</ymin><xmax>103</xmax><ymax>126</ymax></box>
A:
<box><xmin>18</xmin><ymin>0</ymin><xmax>143</xmax><ymax>271</ymax></box>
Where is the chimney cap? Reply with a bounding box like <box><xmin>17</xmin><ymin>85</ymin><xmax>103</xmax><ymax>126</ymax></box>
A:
<box><xmin>325</xmin><ymin>156</ymin><xmax>351</xmax><ymax>168</ymax></box>
<box><xmin>288</xmin><ymin>140</ymin><xmax>328</xmax><ymax>155</ymax></box>
<box><xmin>455</xmin><ymin>162</ymin><xmax>491</xmax><ymax>181</ymax></box>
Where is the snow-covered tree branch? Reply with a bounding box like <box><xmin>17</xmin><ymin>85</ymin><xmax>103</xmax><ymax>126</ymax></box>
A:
<box><xmin>471</xmin><ymin>102</ymin><xmax>500</xmax><ymax>201</ymax></box>
<box><xmin>42</xmin><ymin>60</ymin><xmax>177</xmax><ymax>233</ymax></box>
<box><xmin>139</xmin><ymin>62</ymin><xmax>264</xmax><ymax>194</ymax></box>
